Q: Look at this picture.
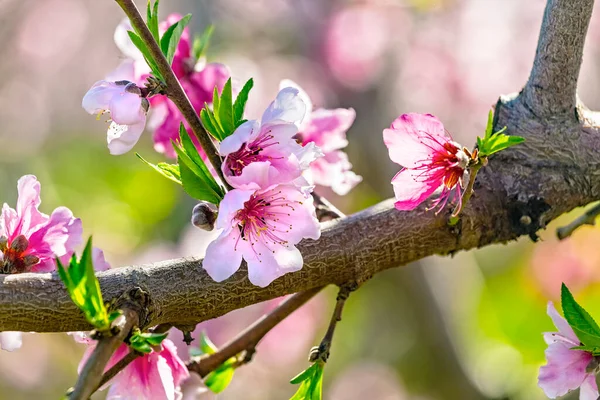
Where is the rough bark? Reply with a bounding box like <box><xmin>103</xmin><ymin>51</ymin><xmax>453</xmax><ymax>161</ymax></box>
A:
<box><xmin>0</xmin><ymin>0</ymin><xmax>599</xmax><ymax>333</ymax></box>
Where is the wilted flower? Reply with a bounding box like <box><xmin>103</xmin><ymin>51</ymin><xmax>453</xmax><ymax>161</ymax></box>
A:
<box><xmin>220</xmin><ymin>87</ymin><xmax>322</xmax><ymax>190</ymax></box>
<box><xmin>538</xmin><ymin>302</ymin><xmax>599</xmax><ymax>399</ymax></box>
<box><xmin>383</xmin><ymin>113</ymin><xmax>469</xmax><ymax>213</ymax></box>
<box><xmin>82</xmin><ymin>80</ymin><xmax>149</xmax><ymax>155</ymax></box>
<box><xmin>78</xmin><ymin>340</ymin><xmax>189</xmax><ymax>400</ymax></box>
<box><xmin>203</xmin><ymin>184</ymin><xmax>320</xmax><ymax>287</ymax></box>
<box><xmin>280</xmin><ymin>80</ymin><xmax>361</xmax><ymax>195</ymax></box>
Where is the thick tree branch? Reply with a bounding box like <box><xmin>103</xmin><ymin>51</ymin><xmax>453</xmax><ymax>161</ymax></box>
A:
<box><xmin>67</xmin><ymin>308</ymin><xmax>139</xmax><ymax>400</ymax></box>
<box><xmin>521</xmin><ymin>0</ymin><xmax>594</xmax><ymax>117</ymax></box>
<box><xmin>0</xmin><ymin>0</ymin><xmax>599</xmax><ymax>334</ymax></box>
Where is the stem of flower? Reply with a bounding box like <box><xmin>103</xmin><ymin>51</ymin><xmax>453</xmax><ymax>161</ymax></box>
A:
<box><xmin>113</xmin><ymin>0</ymin><xmax>232</xmax><ymax>190</ymax></box>
<box><xmin>449</xmin><ymin>162</ymin><xmax>483</xmax><ymax>225</ymax></box>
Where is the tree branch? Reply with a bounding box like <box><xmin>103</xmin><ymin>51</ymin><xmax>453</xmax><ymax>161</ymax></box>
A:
<box><xmin>114</xmin><ymin>0</ymin><xmax>229</xmax><ymax>187</ymax></box>
<box><xmin>521</xmin><ymin>0</ymin><xmax>594</xmax><ymax>117</ymax></box>
<box><xmin>67</xmin><ymin>308</ymin><xmax>139</xmax><ymax>400</ymax></box>
<box><xmin>556</xmin><ymin>202</ymin><xmax>600</xmax><ymax>239</ymax></box>
<box><xmin>1</xmin><ymin>0</ymin><xmax>599</xmax><ymax>334</ymax></box>
<box><xmin>187</xmin><ymin>286</ymin><xmax>322</xmax><ymax>377</ymax></box>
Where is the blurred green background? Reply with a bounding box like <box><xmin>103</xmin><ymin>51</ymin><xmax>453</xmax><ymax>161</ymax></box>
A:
<box><xmin>2</xmin><ymin>0</ymin><xmax>600</xmax><ymax>398</ymax></box>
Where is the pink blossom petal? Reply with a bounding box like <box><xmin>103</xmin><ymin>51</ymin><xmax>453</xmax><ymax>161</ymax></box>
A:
<box><xmin>214</xmin><ymin>189</ymin><xmax>254</xmax><ymax>230</ymax></box>
<box><xmin>246</xmin><ymin>244</ymin><xmax>304</xmax><ymax>287</ymax></box>
<box><xmin>107</xmin><ymin>119</ymin><xmax>146</xmax><ymax>155</ymax></box>
<box><xmin>92</xmin><ymin>247</ymin><xmax>111</xmax><ymax>272</ymax></box>
<box><xmin>307</xmin><ymin>151</ymin><xmax>362</xmax><ymax>195</ymax></box>
<box><xmin>82</xmin><ymin>81</ymin><xmax>121</xmax><ymax>115</ymax></box>
<box><xmin>203</xmin><ymin>229</ymin><xmax>245</xmax><ymax>282</ymax></box>
<box><xmin>114</xmin><ymin>18</ymin><xmax>143</xmax><ymax>61</ymax></box>
<box><xmin>261</xmin><ymin>87</ymin><xmax>306</xmax><ymax>126</ymax></box>
<box><xmin>279</xmin><ymin>79</ymin><xmax>313</xmax><ymax>122</ymax></box>
<box><xmin>225</xmin><ymin>161</ymin><xmax>272</xmax><ymax>191</ymax></box>
<box><xmin>0</xmin><ymin>204</ymin><xmax>19</xmax><ymax>240</ymax></box>
<box><xmin>219</xmin><ymin>120</ymin><xmax>258</xmax><ymax>156</ymax></box>
<box><xmin>579</xmin><ymin>374</ymin><xmax>600</xmax><ymax>400</ymax></box>
<box><xmin>538</xmin><ymin>339</ymin><xmax>592</xmax><ymax>398</ymax></box>
<box><xmin>161</xmin><ymin>339</ymin><xmax>190</xmax><ymax>388</ymax></box>
<box><xmin>15</xmin><ymin>175</ymin><xmax>46</xmax><ymax>235</ymax></box>
<box><xmin>0</xmin><ymin>332</ymin><xmax>22</xmax><ymax>352</ymax></box>
<box><xmin>109</xmin><ymin>91</ymin><xmax>145</xmax><ymax>126</ymax></box>
<box><xmin>190</xmin><ymin>63</ymin><xmax>230</xmax><ymax>94</ymax></box>
<box><xmin>105</xmin><ymin>59</ymin><xmax>137</xmax><ymax>82</ymax></box>
<box><xmin>391</xmin><ymin>169</ymin><xmax>440</xmax><ymax>211</ymax></box>
<box><xmin>547</xmin><ymin>302</ymin><xmax>580</xmax><ymax>343</ymax></box>
<box><xmin>383</xmin><ymin>113</ymin><xmax>449</xmax><ymax>168</ymax></box>
<box><xmin>303</xmin><ymin>108</ymin><xmax>355</xmax><ymax>153</ymax></box>
<box><xmin>29</xmin><ymin>259</ymin><xmax>57</xmax><ymax>273</ymax></box>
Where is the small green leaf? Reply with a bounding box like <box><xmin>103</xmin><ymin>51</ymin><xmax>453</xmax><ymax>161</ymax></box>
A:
<box><xmin>128</xmin><ymin>331</ymin><xmax>168</xmax><ymax>353</ymax></box>
<box><xmin>160</xmin><ymin>14</ymin><xmax>192</xmax><ymax>65</ymax></box>
<box><xmin>192</xmin><ymin>25</ymin><xmax>214</xmax><ymax>61</ymax></box>
<box><xmin>217</xmin><ymin>78</ymin><xmax>235</xmax><ymax>135</ymax></box>
<box><xmin>482</xmin><ymin>134</ymin><xmax>524</xmax><ymax>156</ymax></box>
<box><xmin>204</xmin><ymin>363</ymin><xmax>235</xmax><ymax>393</ymax></box>
<box><xmin>484</xmin><ymin>109</ymin><xmax>494</xmax><ymax>140</ymax></box>
<box><xmin>127</xmin><ymin>31</ymin><xmax>163</xmax><ymax>81</ymax></box>
<box><xmin>199</xmin><ymin>332</ymin><xmax>218</xmax><ymax>355</ymax></box>
<box><xmin>200</xmin><ymin>107</ymin><xmax>225</xmax><ymax>141</ymax></box>
<box><xmin>290</xmin><ymin>362</ymin><xmax>324</xmax><ymax>400</ymax></box>
<box><xmin>147</xmin><ymin>0</ymin><xmax>160</xmax><ymax>41</ymax></box>
<box><xmin>178</xmin><ymin>157</ymin><xmax>221</xmax><ymax>204</ymax></box>
<box><xmin>56</xmin><ymin>238</ymin><xmax>110</xmax><ymax>330</ymax></box>
<box><xmin>212</xmin><ymin>86</ymin><xmax>221</xmax><ymax>119</ymax></box>
<box><xmin>233</xmin><ymin>78</ymin><xmax>254</xmax><ymax>126</ymax></box>
<box><xmin>561</xmin><ymin>283</ymin><xmax>600</xmax><ymax>347</ymax></box>
<box><xmin>136</xmin><ymin>153</ymin><xmax>181</xmax><ymax>184</ymax></box>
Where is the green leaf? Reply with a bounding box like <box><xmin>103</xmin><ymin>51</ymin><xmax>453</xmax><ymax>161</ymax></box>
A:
<box><xmin>561</xmin><ymin>283</ymin><xmax>600</xmax><ymax>347</ymax></box>
<box><xmin>479</xmin><ymin>133</ymin><xmax>523</xmax><ymax>156</ymax></box>
<box><xmin>127</xmin><ymin>31</ymin><xmax>164</xmax><ymax>81</ymax></box>
<box><xmin>136</xmin><ymin>153</ymin><xmax>181</xmax><ymax>184</ymax></box>
<box><xmin>199</xmin><ymin>332</ymin><xmax>218</xmax><ymax>355</ymax></box>
<box><xmin>217</xmin><ymin>78</ymin><xmax>235</xmax><ymax>135</ymax></box>
<box><xmin>200</xmin><ymin>107</ymin><xmax>225</xmax><ymax>141</ymax></box>
<box><xmin>192</xmin><ymin>25</ymin><xmax>214</xmax><ymax>61</ymax></box>
<box><xmin>147</xmin><ymin>0</ymin><xmax>160</xmax><ymax>41</ymax></box>
<box><xmin>56</xmin><ymin>238</ymin><xmax>110</xmax><ymax>330</ymax></box>
<box><xmin>160</xmin><ymin>14</ymin><xmax>192</xmax><ymax>65</ymax></box>
<box><xmin>233</xmin><ymin>78</ymin><xmax>254</xmax><ymax>126</ymax></box>
<box><xmin>204</xmin><ymin>362</ymin><xmax>235</xmax><ymax>393</ymax></box>
<box><xmin>177</xmin><ymin>124</ymin><xmax>223</xmax><ymax>196</ymax></box>
<box><xmin>177</xmin><ymin>156</ymin><xmax>220</xmax><ymax>204</ymax></box>
<box><xmin>484</xmin><ymin>109</ymin><xmax>494</xmax><ymax>140</ymax></box>
<box><xmin>290</xmin><ymin>362</ymin><xmax>324</xmax><ymax>400</ymax></box>
<box><xmin>128</xmin><ymin>331</ymin><xmax>169</xmax><ymax>353</ymax></box>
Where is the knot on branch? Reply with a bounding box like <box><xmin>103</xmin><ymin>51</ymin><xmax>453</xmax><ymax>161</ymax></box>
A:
<box><xmin>508</xmin><ymin>196</ymin><xmax>551</xmax><ymax>242</ymax></box>
<box><xmin>109</xmin><ymin>287</ymin><xmax>153</xmax><ymax>329</ymax></box>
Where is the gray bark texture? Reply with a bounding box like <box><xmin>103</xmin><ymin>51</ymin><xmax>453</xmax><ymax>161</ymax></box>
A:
<box><xmin>1</xmin><ymin>0</ymin><xmax>599</xmax><ymax>333</ymax></box>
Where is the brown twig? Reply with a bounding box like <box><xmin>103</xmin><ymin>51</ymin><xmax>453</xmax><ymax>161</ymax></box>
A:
<box><xmin>114</xmin><ymin>0</ymin><xmax>231</xmax><ymax>189</ymax></box>
<box><xmin>557</xmin><ymin>202</ymin><xmax>600</xmax><ymax>240</ymax></box>
<box><xmin>188</xmin><ymin>286</ymin><xmax>323</xmax><ymax>377</ymax></box>
<box><xmin>67</xmin><ymin>308</ymin><xmax>139</xmax><ymax>400</ymax></box>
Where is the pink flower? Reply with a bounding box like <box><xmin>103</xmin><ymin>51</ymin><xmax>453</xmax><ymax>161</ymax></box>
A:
<box><xmin>538</xmin><ymin>302</ymin><xmax>599</xmax><ymax>399</ymax></box>
<box><xmin>280</xmin><ymin>80</ymin><xmax>361</xmax><ymax>195</ymax></box>
<box><xmin>383</xmin><ymin>113</ymin><xmax>469</xmax><ymax>213</ymax></box>
<box><xmin>82</xmin><ymin>80</ymin><xmax>149</xmax><ymax>155</ymax></box>
<box><xmin>109</xmin><ymin>16</ymin><xmax>229</xmax><ymax>158</ymax></box>
<box><xmin>220</xmin><ymin>87</ymin><xmax>322</xmax><ymax>190</ymax></box>
<box><xmin>1</xmin><ymin>175</ymin><xmax>82</xmax><ymax>274</ymax></box>
<box><xmin>203</xmin><ymin>184</ymin><xmax>320</xmax><ymax>287</ymax></box>
<box><xmin>79</xmin><ymin>340</ymin><xmax>189</xmax><ymax>400</ymax></box>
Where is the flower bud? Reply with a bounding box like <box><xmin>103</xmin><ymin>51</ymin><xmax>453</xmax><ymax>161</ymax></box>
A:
<box><xmin>191</xmin><ymin>202</ymin><xmax>218</xmax><ymax>231</ymax></box>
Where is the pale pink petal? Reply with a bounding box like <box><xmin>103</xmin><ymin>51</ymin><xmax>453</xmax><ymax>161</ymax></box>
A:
<box><xmin>93</xmin><ymin>247</ymin><xmax>111</xmax><ymax>272</ymax></box>
<box><xmin>29</xmin><ymin>259</ymin><xmax>57</xmax><ymax>273</ymax></box>
<box><xmin>68</xmin><ymin>331</ymin><xmax>92</xmax><ymax>345</ymax></box>
<box><xmin>0</xmin><ymin>332</ymin><xmax>22</xmax><ymax>351</ymax></box>
<box><xmin>383</xmin><ymin>113</ymin><xmax>449</xmax><ymax>168</ymax></box>
<box><xmin>308</xmin><ymin>151</ymin><xmax>361</xmax><ymax>195</ymax></box>
<box><xmin>214</xmin><ymin>189</ymin><xmax>254</xmax><ymax>230</ymax></box>
<box><xmin>105</xmin><ymin>59</ymin><xmax>137</xmax><ymax>82</ymax></box>
<box><xmin>246</xmin><ymin>244</ymin><xmax>303</xmax><ymax>287</ymax></box>
<box><xmin>225</xmin><ymin>161</ymin><xmax>272</xmax><ymax>190</ymax></box>
<box><xmin>303</xmin><ymin>108</ymin><xmax>355</xmax><ymax>152</ymax></box>
<box><xmin>271</xmin><ymin>186</ymin><xmax>320</xmax><ymax>242</ymax></box>
<box><xmin>109</xmin><ymin>91</ymin><xmax>145</xmax><ymax>126</ymax></box>
<box><xmin>114</xmin><ymin>18</ymin><xmax>144</xmax><ymax>61</ymax></box>
<box><xmin>161</xmin><ymin>339</ymin><xmax>190</xmax><ymax>388</ymax></box>
<box><xmin>391</xmin><ymin>169</ymin><xmax>440</xmax><ymax>210</ymax></box>
<box><xmin>107</xmin><ymin>119</ymin><xmax>146</xmax><ymax>155</ymax></box>
<box><xmin>261</xmin><ymin>87</ymin><xmax>306</xmax><ymax>126</ymax></box>
<box><xmin>1</xmin><ymin>203</ymin><xmax>19</xmax><ymax>240</ymax></box>
<box><xmin>15</xmin><ymin>175</ymin><xmax>46</xmax><ymax>235</ymax></box>
<box><xmin>579</xmin><ymin>374</ymin><xmax>599</xmax><ymax>400</ymax></box>
<box><xmin>219</xmin><ymin>120</ymin><xmax>258</xmax><ymax>156</ymax></box>
<box><xmin>293</xmin><ymin>141</ymin><xmax>323</xmax><ymax>171</ymax></box>
<box><xmin>27</xmin><ymin>207</ymin><xmax>82</xmax><ymax>260</ymax></box>
<box><xmin>82</xmin><ymin>81</ymin><xmax>121</xmax><ymax>114</ymax></box>
<box><xmin>547</xmin><ymin>302</ymin><xmax>580</xmax><ymax>343</ymax></box>
<box><xmin>538</xmin><ymin>339</ymin><xmax>592</xmax><ymax>398</ymax></box>
<box><xmin>203</xmin><ymin>229</ymin><xmax>244</xmax><ymax>282</ymax></box>
<box><xmin>279</xmin><ymin>79</ymin><xmax>313</xmax><ymax>121</ymax></box>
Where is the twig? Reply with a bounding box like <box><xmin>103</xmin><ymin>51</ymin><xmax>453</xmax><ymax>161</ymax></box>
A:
<box><xmin>96</xmin><ymin>350</ymin><xmax>139</xmax><ymax>390</ymax></box>
<box><xmin>67</xmin><ymin>308</ymin><xmax>139</xmax><ymax>400</ymax></box>
<box><xmin>557</xmin><ymin>202</ymin><xmax>600</xmax><ymax>240</ymax></box>
<box><xmin>188</xmin><ymin>286</ymin><xmax>323</xmax><ymax>377</ymax></box>
<box><xmin>312</xmin><ymin>193</ymin><xmax>346</xmax><ymax>221</ymax></box>
<box><xmin>114</xmin><ymin>0</ymin><xmax>231</xmax><ymax>188</ymax></box>
<box><xmin>309</xmin><ymin>283</ymin><xmax>356</xmax><ymax>363</ymax></box>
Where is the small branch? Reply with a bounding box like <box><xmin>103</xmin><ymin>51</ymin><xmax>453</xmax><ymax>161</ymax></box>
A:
<box><xmin>188</xmin><ymin>286</ymin><xmax>323</xmax><ymax>377</ymax></box>
<box><xmin>313</xmin><ymin>193</ymin><xmax>346</xmax><ymax>221</ymax></box>
<box><xmin>521</xmin><ymin>0</ymin><xmax>594</xmax><ymax>116</ymax></box>
<box><xmin>114</xmin><ymin>0</ymin><xmax>230</xmax><ymax>188</ymax></box>
<box><xmin>68</xmin><ymin>308</ymin><xmax>139</xmax><ymax>400</ymax></box>
<box><xmin>97</xmin><ymin>350</ymin><xmax>139</xmax><ymax>390</ymax></box>
<box><xmin>557</xmin><ymin>202</ymin><xmax>600</xmax><ymax>239</ymax></box>
<box><xmin>309</xmin><ymin>283</ymin><xmax>356</xmax><ymax>363</ymax></box>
